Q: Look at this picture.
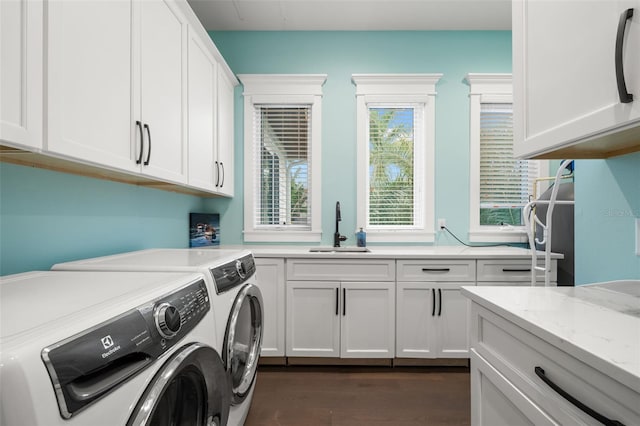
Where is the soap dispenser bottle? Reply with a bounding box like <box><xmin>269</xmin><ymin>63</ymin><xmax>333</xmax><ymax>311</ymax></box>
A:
<box><xmin>356</xmin><ymin>228</ymin><xmax>366</xmax><ymax>247</ymax></box>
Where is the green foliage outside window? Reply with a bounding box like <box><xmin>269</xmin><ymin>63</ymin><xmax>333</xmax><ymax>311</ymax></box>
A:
<box><xmin>368</xmin><ymin>108</ymin><xmax>415</xmax><ymax>226</ymax></box>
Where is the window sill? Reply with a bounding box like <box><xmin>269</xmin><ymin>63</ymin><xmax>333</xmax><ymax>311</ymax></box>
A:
<box><xmin>469</xmin><ymin>229</ymin><xmax>528</xmax><ymax>243</ymax></box>
<box><xmin>243</xmin><ymin>230</ymin><xmax>322</xmax><ymax>243</ymax></box>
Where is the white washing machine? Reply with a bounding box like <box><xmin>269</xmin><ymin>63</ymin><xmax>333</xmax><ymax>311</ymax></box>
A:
<box><xmin>53</xmin><ymin>249</ymin><xmax>264</xmax><ymax>426</ymax></box>
<box><xmin>0</xmin><ymin>270</ymin><xmax>230</xmax><ymax>425</ymax></box>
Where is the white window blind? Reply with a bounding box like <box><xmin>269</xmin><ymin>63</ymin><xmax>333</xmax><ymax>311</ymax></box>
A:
<box><xmin>367</xmin><ymin>105</ymin><xmax>423</xmax><ymax>228</ymax></box>
<box><xmin>479</xmin><ymin>102</ymin><xmax>537</xmax><ymax>226</ymax></box>
<box><xmin>254</xmin><ymin>105</ymin><xmax>311</xmax><ymax>229</ymax></box>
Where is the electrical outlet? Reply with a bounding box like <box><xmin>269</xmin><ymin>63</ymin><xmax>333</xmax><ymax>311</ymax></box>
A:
<box><xmin>438</xmin><ymin>218</ymin><xmax>447</xmax><ymax>230</ymax></box>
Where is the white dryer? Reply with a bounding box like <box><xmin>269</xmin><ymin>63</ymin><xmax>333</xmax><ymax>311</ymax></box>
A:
<box><xmin>0</xmin><ymin>270</ymin><xmax>229</xmax><ymax>425</ymax></box>
<box><xmin>53</xmin><ymin>249</ymin><xmax>264</xmax><ymax>426</ymax></box>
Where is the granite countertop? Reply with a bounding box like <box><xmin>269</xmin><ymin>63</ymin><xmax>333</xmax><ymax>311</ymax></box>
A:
<box><xmin>462</xmin><ymin>282</ymin><xmax>640</xmax><ymax>394</ymax></box>
<box><xmin>218</xmin><ymin>244</ymin><xmax>563</xmax><ymax>260</ymax></box>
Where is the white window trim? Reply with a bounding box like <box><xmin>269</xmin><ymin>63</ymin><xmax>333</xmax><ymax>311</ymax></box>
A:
<box><xmin>353</xmin><ymin>74</ymin><xmax>441</xmax><ymax>243</ymax></box>
<box><xmin>466</xmin><ymin>73</ymin><xmax>548</xmax><ymax>243</ymax></box>
<box><xmin>239</xmin><ymin>74</ymin><xmax>327</xmax><ymax>242</ymax></box>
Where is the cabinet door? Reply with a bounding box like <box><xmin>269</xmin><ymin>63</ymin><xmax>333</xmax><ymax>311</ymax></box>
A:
<box><xmin>341</xmin><ymin>281</ymin><xmax>395</xmax><ymax>358</ymax></box>
<box><xmin>286</xmin><ymin>281</ymin><xmax>340</xmax><ymax>357</ymax></box>
<box><xmin>187</xmin><ymin>28</ymin><xmax>217</xmax><ymax>191</ymax></box>
<box><xmin>216</xmin><ymin>67</ymin><xmax>235</xmax><ymax>196</ymax></box>
<box><xmin>46</xmin><ymin>0</ymin><xmax>136</xmax><ymax>171</ymax></box>
<box><xmin>137</xmin><ymin>0</ymin><xmax>186</xmax><ymax>183</ymax></box>
<box><xmin>254</xmin><ymin>258</ymin><xmax>285</xmax><ymax>357</ymax></box>
<box><xmin>1</xmin><ymin>0</ymin><xmax>42</xmax><ymax>150</ymax></box>
<box><xmin>437</xmin><ymin>286</ymin><xmax>471</xmax><ymax>358</ymax></box>
<box><xmin>396</xmin><ymin>282</ymin><xmax>437</xmax><ymax>358</ymax></box>
<box><xmin>514</xmin><ymin>0</ymin><xmax>640</xmax><ymax>158</ymax></box>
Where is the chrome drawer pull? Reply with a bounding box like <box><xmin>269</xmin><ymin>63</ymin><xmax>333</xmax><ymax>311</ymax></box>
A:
<box><xmin>535</xmin><ymin>367</ymin><xmax>625</xmax><ymax>426</ymax></box>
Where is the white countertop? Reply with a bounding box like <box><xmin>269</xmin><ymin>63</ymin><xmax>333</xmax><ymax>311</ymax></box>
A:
<box><xmin>462</xmin><ymin>283</ymin><xmax>640</xmax><ymax>394</ymax></box>
<box><xmin>216</xmin><ymin>245</ymin><xmax>563</xmax><ymax>260</ymax></box>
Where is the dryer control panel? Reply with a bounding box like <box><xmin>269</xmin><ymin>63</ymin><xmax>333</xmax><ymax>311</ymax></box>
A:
<box><xmin>41</xmin><ymin>279</ymin><xmax>211</xmax><ymax>419</ymax></box>
<box><xmin>210</xmin><ymin>253</ymin><xmax>256</xmax><ymax>294</ymax></box>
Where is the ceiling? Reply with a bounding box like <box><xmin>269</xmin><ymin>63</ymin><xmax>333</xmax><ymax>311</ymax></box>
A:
<box><xmin>187</xmin><ymin>0</ymin><xmax>512</xmax><ymax>31</ymax></box>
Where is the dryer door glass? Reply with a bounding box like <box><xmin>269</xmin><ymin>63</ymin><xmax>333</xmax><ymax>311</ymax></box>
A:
<box><xmin>128</xmin><ymin>343</ymin><xmax>229</xmax><ymax>426</ymax></box>
<box><xmin>224</xmin><ymin>283</ymin><xmax>263</xmax><ymax>404</ymax></box>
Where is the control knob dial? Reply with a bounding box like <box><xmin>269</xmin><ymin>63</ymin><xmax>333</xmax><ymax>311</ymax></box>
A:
<box><xmin>154</xmin><ymin>303</ymin><xmax>182</xmax><ymax>339</ymax></box>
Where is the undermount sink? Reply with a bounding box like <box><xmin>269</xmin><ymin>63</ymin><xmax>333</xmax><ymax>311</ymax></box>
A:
<box><xmin>309</xmin><ymin>247</ymin><xmax>370</xmax><ymax>253</ymax></box>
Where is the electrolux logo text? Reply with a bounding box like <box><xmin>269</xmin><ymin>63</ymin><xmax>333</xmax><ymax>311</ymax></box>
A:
<box><xmin>101</xmin><ymin>335</ymin><xmax>121</xmax><ymax>359</ymax></box>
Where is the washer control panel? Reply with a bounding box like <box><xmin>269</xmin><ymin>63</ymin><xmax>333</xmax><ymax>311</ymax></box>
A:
<box><xmin>210</xmin><ymin>253</ymin><xmax>256</xmax><ymax>294</ymax></box>
<box><xmin>42</xmin><ymin>279</ymin><xmax>210</xmax><ymax>419</ymax></box>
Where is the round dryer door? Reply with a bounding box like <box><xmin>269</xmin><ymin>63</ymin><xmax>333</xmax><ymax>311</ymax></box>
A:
<box><xmin>128</xmin><ymin>343</ymin><xmax>230</xmax><ymax>426</ymax></box>
<box><xmin>224</xmin><ymin>283</ymin><xmax>263</xmax><ymax>404</ymax></box>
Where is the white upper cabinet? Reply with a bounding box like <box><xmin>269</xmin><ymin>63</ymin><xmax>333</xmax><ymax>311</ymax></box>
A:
<box><xmin>1</xmin><ymin>0</ymin><xmax>43</xmax><ymax>150</ymax></box>
<box><xmin>46</xmin><ymin>0</ymin><xmax>187</xmax><ymax>184</ymax></box>
<box><xmin>216</xmin><ymin>67</ymin><xmax>235</xmax><ymax>197</ymax></box>
<box><xmin>513</xmin><ymin>0</ymin><xmax>640</xmax><ymax>159</ymax></box>
<box><xmin>2</xmin><ymin>0</ymin><xmax>235</xmax><ymax>196</ymax></box>
<box><xmin>187</xmin><ymin>28</ymin><xmax>218</xmax><ymax>192</ymax></box>
<box><xmin>136</xmin><ymin>0</ymin><xmax>187</xmax><ymax>183</ymax></box>
<box><xmin>186</xmin><ymin>30</ymin><xmax>236</xmax><ymax>196</ymax></box>
<box><xmin>46</xmin><ymin>0</ymin><xmax>137</xmax><ymax>173</ymax></box>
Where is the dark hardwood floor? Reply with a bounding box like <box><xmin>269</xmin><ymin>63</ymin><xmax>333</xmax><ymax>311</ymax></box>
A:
<box><xmin>244</xmin><ymin>366</ymin><xmax>470</xmax><ymax>426</ymax></box>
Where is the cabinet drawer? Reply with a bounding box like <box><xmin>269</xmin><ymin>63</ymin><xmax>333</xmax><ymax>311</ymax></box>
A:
<box><xmin>477</xmin><ymin>259</ymin><xmax>556</xmax><ymax>282</ymax></box>
<box><xmin>472</xmin><ymin>304</ymin><xmax>640</xmax><ymax>425</ymax></box>
<box><xmin>286</xmin><ymin>259</ymin><xmax>395</xmax><ymax>281</ymax></box>
<box><xmin>397</xmin><ymin>260</ymin><xmax>475</xmax><ymax>282</ymax></box>
<box><xmin>471</xmin><ymin>349</ymin><xmax>558</xmax><ymax>426</ymax></box>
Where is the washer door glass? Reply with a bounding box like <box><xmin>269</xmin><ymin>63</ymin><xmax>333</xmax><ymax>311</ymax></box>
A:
<box><xmin>128</xmin><ymin>343</ymin><xmax>229</xmax><ymax>426</ymax></box>
<box><xmin>224</xmin><ymin>283</ymin><xmax>263</xmax><ymax>404</ymax></box>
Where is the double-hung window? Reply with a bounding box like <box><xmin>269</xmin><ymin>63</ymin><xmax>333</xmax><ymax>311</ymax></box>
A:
<box><xmin>466</xmin><ymin>74</ymin><xmax>547</xmax><ymax>242</ymax></box>
<box><xmin>353</xmin><ymin>74</ymin><xmax>441</xmax><ymax>242</ymax></box>
<box><xmin>239</xmin><ymin>74</ymin><xmax>326</xmax><ymax>242</ymax></box>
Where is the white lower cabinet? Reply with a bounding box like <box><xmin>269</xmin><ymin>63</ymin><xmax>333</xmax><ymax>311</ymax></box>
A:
<box><xmin>286</xmin><ymin>280</ymin><xmax>395</xmax><ymax>358</ymax></box>
<box><xmin>254</xmin><ymin>258</ymin><xmax>285</xmax><ymax>357</ymax></box>
<box><xmin>340</xmin><ymin>281</ymin><xmax>395</xmax><ymax>358</ymax></box>
<box><xmin>396</xmin><ymin>260</ymin><xmax>475</xmax><ymax>359</ymax></box>
<box><xmin>285</xmin><ymin>259</ymin><xmax>396</xmax><ymax>359</ymax></box>
<box><xmin>396</xmin><ymin>282</ymin><xmax>471</xmax><ymax>358</ymax></box>
<box><xmin>471</xmin><ymin>349</ymin><xmax>558</xmax><ymax>426</ymax></box>
<box><xmin>286</xmin><ymin>280</ymin><xmax>340</xmax><ymax>357</ymax></box>
<box><xmin>469</xmin><ymin>302</ymin><xmax>640</xmax><ymax>426</ymax></box>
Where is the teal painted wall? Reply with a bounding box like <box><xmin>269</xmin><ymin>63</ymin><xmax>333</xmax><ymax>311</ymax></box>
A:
<box><xmin>2</xmin><ymin>30</ymin><xmax>636</xmax><ymax>282</ymax></box>
<box><xmin>574</xmin><ymin>153</ymin><xmax>640</xmax><ymax>284</ymax></box>
<box><xmin>0</xmin><ymin>163</ymin><xmax>205</xmax><ymax>275</ymax></box>
<box><xmin>205</xmin><ymin>31</ymin><xmax>513</xmax><ymax>247</ymax></box>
